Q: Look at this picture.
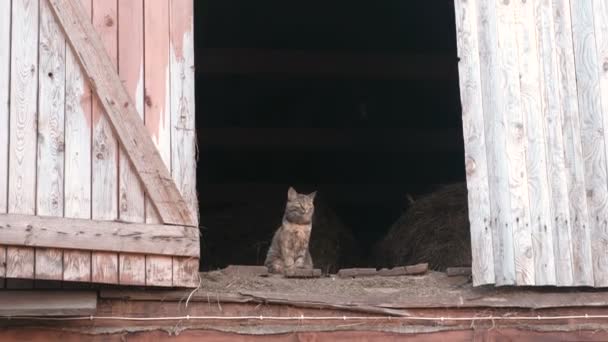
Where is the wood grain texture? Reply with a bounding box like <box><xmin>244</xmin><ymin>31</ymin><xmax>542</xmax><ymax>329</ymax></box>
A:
<box><xmin>8</xmin><ymin>0</ymin><xmax>38</xmax><ymax>215</ymax></box>
<box><xmin>535</xmin><ymin>0</ymin><xmax>574</xmax><ymax>286</ymax></box>
<box><xmin>570</xmin><ymin>0</ymin><xmax>606</xmax><ymax>286</ymax></box>
<box><xmin>514</xmin><ymin>0</ymin><xmax>556</xmax><ymax>285</ymax></box>
<box><xmin>0</xmin><ymin>291</ymin><xmax>97</xmax><ymax>316</ymax></box>
<box><xmin>37</xmin><ymin>0</ymin><xmax>66</xmax><ymax>217</ymax></box>
<box><xmin>592</xmin><ymin>0</ymin><xmax>608</xmax><ymax>287</ymax></box>
<box><xmin>453</xmin><ymin>0</ymin><xmax>494</xmax><ymax>286</ymax></box>
<box><xmin>0</xmin><ymin>246</ymin><xmax>6</xmax><ymax>288</ymax></box>
<box><xmin>0</xmin><ymin>213</ymin><xmax>199</xmax><ymax>257</ymax></box>
<box><xmin>552</xmin><ymin>0</ymin><xmax>592</xmax><ymax>286</ymax></box>
<box><xmin>146</xmin><ymin>255</ymin><xmax>172</xmax><ymax>287</ymax></box>
<box><xmin>64</xmin><ymin>0</ymin><xmax>92</xmax><ymax>220</ymax></box>
<box><xmin>173</xmin><ymin>257</ymin><xmax>199</xmax><ymax>287</ymax></box>
<box><xmin>6</xmin><ymin>246</ymin><xmax>34</xmax><ymax>279</ymax></box>
<box><xmin>48</xmin><ymin>0</ymin><xmax>196</xmax><ymax>226</ymax></box>
<box><xmin>91</xmin><ymin>0</ymin><xmax>118</xmax><ymax>222</ymax></box>
<box><xmin>0</xmin><ymin>0</ymin><xmax>10</xmax><ymax>214</ymax></box>
<box><xmin>119</xmin><ymin>253</ymin><xmax>146</xmax><ymax>286</ymax></box>
<box><xmin>35</xmin><ymin>248</ymin><xmax>63</xmax><ymax>281</ymax></box>
<box><xmin>476</xmin><ymin>0</ymin><xmax>516</xmax><ymax>285</ymax></box>
<box><xmin>118</xmin><ymin>0</ymin><xmax>145</xmax><ymax>223</ymax></box>
<box><xmin>92</xmin><ymin>252</ymin><xmax>118</xmax><ymax>284</ymax></box>
<box><xmin>495</xmin><ymin>0</ymin><xmax>535</xmax><ymax>286</ymax></box>
<box><xmin>63</xmin><ymin>250</ymin><xmax>91</xmax><ymax>282</ymax></box>
<box><xmin>170</xmin><ymin>0</ymin><xmax>198</xmax><ymax>225</ymax></box>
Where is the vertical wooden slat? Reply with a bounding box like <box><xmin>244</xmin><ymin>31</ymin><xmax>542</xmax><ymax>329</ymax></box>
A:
<box><xmin>570</xmin><ymin>0</ymin><xmax>605</xmax><ymax>286</ymax></box>
<box><xmin>6</xmin><ymin>247</ymin><xmax>35</xmax><ymax>280</ymax></box>
<box><xmin>476</xmin><ymin>0</ymin><xmax>515</xmax><ymax>285</ymax></box>
<box><xmin>535</xmin><ymin>0</ymin><xmax>574</xmax><ymax>286</ymax></box>
<box><xmin>453</xmin><ymin>0</ymin><xmax>495</xmax><ymax>286</ymax></box>
<box><xmin>0</xmin><ymin>246</ymin><xmax>6</xmax><ymax>288</ymax></box>
<box><xmin>495</xmin><ymin>0</ymin><xmax>535</xmax><ymax>285</ymax></box>
<box><xmin>170</xmin><ymin>0</ymin><xmax>199</xmax><ymax>286</ymax></box>
<box><xmin>91</xmin><ymin>0</ymin><xmax>119</xmax><ymax>285</ymax></box>
<box><xmin>513</xmin><ymin>0</ymin><xmax>556</xmax><ymax>285</ymax></box>
<box><xmin>552</xmin><ymin>0</ymin><xmax>591</xmax><ymax>286</ymax></box>
<box><xmin>145</xmin><ymin>0</ymin><xmax>174</xmax><ymax>286</ymax></box>
<box><xmin>592</xmin><ymin>0</ymin><xmax>608</xmax><ymax>287</ymax></box>
<box><xmin>35</xmin><ymin>248</ymin><xmax>63</xmax><ymax>281</ymax></box>
<box><xmin>63</xmin><ymin>0</ymin><xmax>93</xmax><ymax>284</ymax></box>
<box><xmin>116</xmin><ymin>0</ymin><xmax>146</xmax><ymax>285</ymax></box>
<box><xmin>0</xmin><ymin>0</ymin><xmax>10</xmax><ymax>214</ymax></box>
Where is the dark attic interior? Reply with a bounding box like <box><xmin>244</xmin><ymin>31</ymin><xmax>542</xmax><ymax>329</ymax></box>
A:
<box><xmin>194</xmin><ymin>0</ymin><xmax>470</xmax><ymax>274</ymax></box>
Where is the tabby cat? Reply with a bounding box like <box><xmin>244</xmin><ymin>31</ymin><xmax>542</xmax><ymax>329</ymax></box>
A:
<box><xmin>264</xmin><ymin>187</ymin><xmax>316</xmax><ymax>274</ymax></box>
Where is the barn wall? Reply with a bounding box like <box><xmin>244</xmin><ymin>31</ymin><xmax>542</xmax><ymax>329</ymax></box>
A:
<box><xmin>455</xmin><ymin>0</ymin><xmax>608</xmax><ymax>287</ymax></box>
<box><xmin>0</xmin><ymin>0</ymin><xmax>197</xmax><ymax>287</ymax></box>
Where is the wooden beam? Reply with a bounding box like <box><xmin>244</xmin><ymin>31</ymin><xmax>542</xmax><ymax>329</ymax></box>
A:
<box><xmin>197</xmin><ymin>48</ymin><xmax>458</xmax><ymax>81</ymax></box>
<box><xmin>46</xmin><ymin>0</ymin><xmax>195</xmax><ymax>227</ymax></box>
<box><xmin>0</xmin><ymin>214</ymin><xmax>199</xmax><ymax>257</ymax></box>
<box><xmin>198</xmin><ymin>127</ymin><xmax>464</xmax><ymax>152</ymax></box>
<box><xmin>0</xmin><ymin>291</ymin><xmax>96</xmax><ymax>316</ymax></box>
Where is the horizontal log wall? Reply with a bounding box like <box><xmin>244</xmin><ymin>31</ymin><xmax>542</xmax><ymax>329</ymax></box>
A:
<box><xmin>0</xmin><ymin>0</ymin><xmax>198</xmax><ymax>287</ymax></box>
<box><xmin>455</xmin><ymin>0</ymin><xmax>608</xmax><ymax>286</ymax></box>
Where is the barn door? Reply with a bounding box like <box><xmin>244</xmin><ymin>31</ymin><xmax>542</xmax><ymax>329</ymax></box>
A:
<box><xmin>0</xmin><ymin>0</ymin><xmax>198</xmax><ymax>287</ymax></box>
<box><xmin>455</xmin><ymin>0</ymin><xmax>608</xmax><ymax>287</ymax></box>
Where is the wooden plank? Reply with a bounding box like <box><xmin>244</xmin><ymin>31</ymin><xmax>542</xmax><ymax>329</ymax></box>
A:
<box><xmin>536</xmin><ymin>0</ymin><xmax>574</xmax><ymax>286</ymax></box>
<box><xmin>0</xmin><ymin>246</ymin><xmax>6</xmax><ymax>288</ymax></box>
<box><xmin>37</xmin><ymin>0</ymin><xmax>66</xmax><ymax>217</ymax></box>
<box><xmin>146</xmin><ymin>255</ymin><xmax>172</xmax><ymax>287</ymax></box>
<box><xmin>117</xmin><ymin>0</ymin><xmax>145</xmax><ymax>223</ymax></box>
<box><xmin>6</xmin><ymin>246</ymin><xmax>34</xmax><ymax>279</ymax></box>
<box><xmin>47</xmin><ymin>0</ymin><xmax>196</xmax><ymax>226</ymax></box>
<box><xmin>284</xmin><ymin>268</ymin><xmax>322</xmax><ymax>278</ymax></box>
<box><xmin>92</xmin><ymin>252</ymin><xmax>118</xmax><ymax>284</ymax></box>
<box><xmin>495</xmin><ymin>0</ymin><xmax>534</xmax><ymax>286</ymax></box>
<box><xmin>514</xmin><ymin>0</ymin><xmax>556</xmax><ymax>285</ymax></box>
<box><xmin>552</xmin><ymin>0</ymin><xmax>592</xmax><ymax>286</ymax></box>
<box><xmin>0</xmin><ymin>291</ymin><xmax>96</xmax><ymax>316</ymax></box>
<box><xmin>119</xmin><ymin>253</ymin><xmax>146</xmax><ymax>286</ymax></box>
<box><xmin>0</xmin><ymin>0</ymin><xmax>10</xmax><ymax>214</ymax></box>
<box><xmin>453</xmin><ymin>0</ymin><xmax>495</xmax><ymax>286</ymax></box>
<box><xmin>377</xmin><ymin>263</ymin><xmax>429</xmax><ymax>277</ymax></box>
<box><xmin>476</xmin><ymin>0</ymin><xmax>515</xmax><ymax>285</ymax></box>
<box><xmin>8</xmin><ymin>0</ymin><xmax>38</xmax><ymax>215</ymax></box>
<box><xmin>35</xmin><ymin>248</ymin><xmax>63</xmax><ymax>281</ymax></box>
<box><xmin>0</xmin><ymin>213</ymin><xmax>199</xmax><ymax>257</ymax></box>
<box><xmin>570</xmin><ymin>0</ymin><xmax>605</xmax><ymax>286</ymax></box>
<box><xmin>446</xmin><ymin>267</ymin><xmax>472</xmax><ymax>277</ymax></box>
<box><xmin>64</xmin><ymin>0</ymin><xmax>92</xmax><ymax>219</ymax></box>
<box><xmin>173</xmin><ymin>257</ymin><xmax>199</xmax><ymax>287</ymax></box>
<box><xmin>170</xmin><ymin>0</ymin><xmax>198</xmax><ymax>225</ymax></box>
<box><xmin>337</xmin><ymin>268</ymin><xmax>377</xmax><ymax>278</ymax></box>
<box><xmin>592</xmin><ymin>0</ymin><xmax>608</xmax><ymax>287</ymax></box>
<box><xmin>63</xmin><ymin>250</ymin><xmax>91</xmax><ymax>282</ymax></box>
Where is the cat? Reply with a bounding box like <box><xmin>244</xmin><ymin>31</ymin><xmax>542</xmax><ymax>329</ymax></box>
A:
<box><xmin>264</xmin><ymin>187</ymin><xmax>317</xmax><ymax>274</ymax></box>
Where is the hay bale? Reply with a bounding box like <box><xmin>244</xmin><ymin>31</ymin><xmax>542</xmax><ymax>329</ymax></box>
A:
<box><xmin>200</xmin><ymin>196</ymin><xmax>359</xmax><ymax>274</ymax></box>
<box><xmin>372</xmin><ymin>182</ymin><xmax>471</xmax><ymax>271</ymax></box>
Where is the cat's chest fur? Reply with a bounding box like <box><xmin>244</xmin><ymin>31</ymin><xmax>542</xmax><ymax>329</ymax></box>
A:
<box><xmin>281</xmin><ymin>222</ymin><xmax>311</xmax><ymax>250</ymax></box>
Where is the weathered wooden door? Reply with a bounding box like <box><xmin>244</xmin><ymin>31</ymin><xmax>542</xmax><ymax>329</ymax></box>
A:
<box><xmin>0</xmin><ymin>0</ymin><xmax>198</xmax><ymax>287</ymax></box>
<box><xmin>455</xmin><ymin>0</ymin><xmax>608</xmax><ymax>287</ymax></box>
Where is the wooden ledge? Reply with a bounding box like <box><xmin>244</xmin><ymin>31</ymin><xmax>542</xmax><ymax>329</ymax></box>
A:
<box><xmin>0</xmin><ymin>214</ymin><xmax>199</xmax><ymax>257</ymax></box>
<box><xmin>0</xmin><ymin>291</ymin><xmax>97</xmax><ymax>316</ymax></box>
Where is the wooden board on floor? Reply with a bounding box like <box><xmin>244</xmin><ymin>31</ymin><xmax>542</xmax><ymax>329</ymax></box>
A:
<box><xmin>0</xmin><ymin>291</ymin><xmax>97</xmax><ymax>316</ymax></box>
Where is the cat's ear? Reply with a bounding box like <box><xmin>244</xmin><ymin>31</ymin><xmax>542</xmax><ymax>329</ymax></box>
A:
<box><xmin>309</xmin><ymin>191</ymin><xmax>317</xmax><ymax>200</ymax></box>
<box><xmin>287</xmin><ymin>186</ymin><xmax>297</xmax><ymax>200</ymax></box>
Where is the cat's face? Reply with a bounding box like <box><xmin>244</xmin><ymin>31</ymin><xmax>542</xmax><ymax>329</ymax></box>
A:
<box><xmin>285</xmin><ymin>187</ymin><xmax>316</xmax><ymax>223</ymax></box>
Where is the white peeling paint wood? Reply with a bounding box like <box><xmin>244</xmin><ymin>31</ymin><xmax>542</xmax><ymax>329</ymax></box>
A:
<box><xmin>552</xmin><ymin>0</ymin><xmax>592</xmax><ymax>286</ymax></box>
<box><xmin>514</xmin><ymin>0</ymin><xmax>556</xmax><ymax>285</ymax></box>
<box><xmin>570</xmin><ymin>0</ymin><xmax>606</xmax><ymax>286</ymax></box>
<box><xmin>0</xmin><ymin>0</ymin><xmax>10</xmax><ymax>214</ymax></box>
<box><xmin>37</xmin><ymin>0</ymin><xmax>66</xmax><ymax>218</ymax></box>
<box><xmin>536</xmin><ymin>0</ymin><xmax>574</xmax><ymax>286</ymax></box>
<box><xmin>170</xmin><ymin>0</ymin><xmax>200</xmax><ymax>287</ymax></box>
<box><xmin>454</xmin><ymin>0</ymin><xmax>495</xmax><ymax>286</ymax></box>
<box><xmin>9</xmin><ymin>0</ymin><xmax>38</xmax><ymax>215</ymax></box>
<box><xmin>592</xmin><ymin>0</ymin><xmax>608</xmax><ymax>287</ymax></box>
<box><xmin>64</xmin><ymin>0</ymin><xmax>92</xmax><ymax>220</ymax></box>
<box><xmin>476</xmin><ymin>0</ymin><xmax>516</xmax><ymax>285</ymax></box>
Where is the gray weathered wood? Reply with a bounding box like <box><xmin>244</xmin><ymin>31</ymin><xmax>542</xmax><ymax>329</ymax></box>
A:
<box><xmin>0</xmin><ymin>291</ymin><xmax>97</xmax><ymax>316</ymax></box>
<box><xmin>0</xmin><ymin>0</ymin><xmax>10</xmax><ymax>214</ymax></box>
<box><xmin>0</xmin><ymin>213</ymin><xmax>199</xmax><ymax>257</ymax></box>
